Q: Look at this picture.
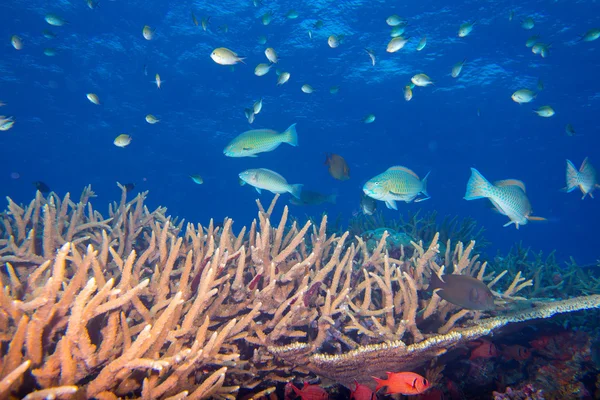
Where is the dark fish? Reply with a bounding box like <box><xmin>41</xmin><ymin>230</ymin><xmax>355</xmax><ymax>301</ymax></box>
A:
<box><xmin>324</xmin><ymin>153</ymin><xmax>350</xmax><ymax>181</ymax></box>
<box><xmin>33</xmin><ymin>181</ymin><xmax>51</xmax><ymax>193</ymax></box>
<box><xmin>123</xmin><ymin>183</ymin><xmax>135</xmax><ymax>192</ymax></box>
<box><xmin>360</xmin><ymin>192</ymin><xmax>377</xmax><ymax>215</ymax></box>
<box><xmin>289</xmin><ymin>189</ymin><xmax>336</xmax><ymax>206</ymax></box>
<box><xmin>428</xmin><ymin>273</ymin><xmax>496</xmax><ymax>310</ymax></box>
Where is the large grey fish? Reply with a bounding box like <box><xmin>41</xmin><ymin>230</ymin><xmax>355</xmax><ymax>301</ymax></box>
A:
<box><xmin>428</xmin><ymin>272</ymin><xmax>496</xmax><ymax>311</ymax></box>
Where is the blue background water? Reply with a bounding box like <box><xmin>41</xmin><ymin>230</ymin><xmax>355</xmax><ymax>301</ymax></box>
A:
<box><xmin>1</xmin><ymin>0</ymin><xmax>598</xmax><ymax>265</ymax></box>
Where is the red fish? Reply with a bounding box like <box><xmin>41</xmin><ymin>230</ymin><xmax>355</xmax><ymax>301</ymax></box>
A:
<box><xmin>469</xmin><ymin>339</ymin><xmax>498</xmax><ymax>360</ymax></box>
<box><xmin>372</xmin><ymin>371</ymin><xmax>430</xmax><ymax>395</ymax></box>
<box><xmin>350</xmin><ymin>380</ymin><xmax>375</xmax><ymax>400</ymax></box>
<box><xmin>287</xmin><ymin>382</ymin><xmax>328</xmax><ymax>400</ymax></box>
<box><xmin>501</xmin><ymin>344</ymin><xmax>531</xmax><ymax>361</ymax></box>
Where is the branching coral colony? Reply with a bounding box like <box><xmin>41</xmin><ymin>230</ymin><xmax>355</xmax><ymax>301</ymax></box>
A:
<box><xmin>1</xmin><ymin>186</ymin><xmax>599</xmax><ymax>399</ymax></box>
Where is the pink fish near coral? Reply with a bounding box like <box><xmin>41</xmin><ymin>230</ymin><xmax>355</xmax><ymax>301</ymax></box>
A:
<box><xmin>286</xmin><ymin>382</ymin><xmax>328</xmax><ymax>400</ymax></box>
<box><xmin>372</xmin><ymin>371</ymin><xmax>430</xmax><ymax>396</ymax></box>
<box><xmin>350</xmin><ymin>380</ymin><xmax>375</xmax><ymax>400</ymax></box>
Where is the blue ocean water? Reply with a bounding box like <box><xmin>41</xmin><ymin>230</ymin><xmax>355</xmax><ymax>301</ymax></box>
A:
<box><xmin>1</xmin><ymin>0</ymin><xmax>598</xmax><ymax>265</ymax></box>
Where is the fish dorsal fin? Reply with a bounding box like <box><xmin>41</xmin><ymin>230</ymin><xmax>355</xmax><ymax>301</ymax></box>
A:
<box><xmin>494</xmin><ymin>179</ymin><xmax>526</xmax><ymax>192</ymax></box>
<box><xmin>257</xmin><ymin>168</ymin><xmax>284</xmax><ymax>180</ymax></box>
<box><xmin>580</xmin><ymin>157</ymin><xmax>596</xmax><ymax>175</ymax></box>
<box><xmin>388</xmin><ymin>166</ymin><xmax>419</xmax><ymax>179</ymax></box>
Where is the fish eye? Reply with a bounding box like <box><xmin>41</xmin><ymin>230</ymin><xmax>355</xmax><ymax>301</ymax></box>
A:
<box><xmin>423</xmin><ymin>379</ymin><xmax>428</xmax><ymax>386</ymax></box>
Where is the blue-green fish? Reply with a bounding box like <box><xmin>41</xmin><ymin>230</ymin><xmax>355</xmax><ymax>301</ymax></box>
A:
<box><xmin>564</xmin><ymin>158</ymin><xmax>599</xmax><ymax>199</ymax></box>
<box><xmin>363</xmin><ymin>166</ymin><xmax>430</xmax><ymax>210</ymax></box>
<box><xmin>224</xmin><ymin>124</ymin><xmax>297</xmax><ymax>157</ymax></box>
<box><xmin>45</xmin><ymin>13</ymin><xmax>68</xmax><ymax>26</ymax></box>
<box><xmin>464</xmin><ymin>168</ymin><xmax>545</xmax><ymax>229</ymax></box>
<box><xmin>239</xmin><ymin>168</ymin><xmax>302</xmax><ymax>198</ymax></box>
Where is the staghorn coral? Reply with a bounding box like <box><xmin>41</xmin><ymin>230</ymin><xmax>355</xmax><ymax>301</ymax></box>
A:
<box><xmin>1</xmin><ymin>187</ymin><xmax>599</xmax><ymax>399</ymax></box>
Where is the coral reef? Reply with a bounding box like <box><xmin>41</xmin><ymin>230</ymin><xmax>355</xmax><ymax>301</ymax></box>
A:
<box><xmin>1</xmin><ymin>187</ymin><xmax>599</xmax><ymax>399</ymax></box>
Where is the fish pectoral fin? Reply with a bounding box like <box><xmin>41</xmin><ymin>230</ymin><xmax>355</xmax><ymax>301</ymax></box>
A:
<box><xmin>503</xmin><ymin>220</ymin><xmax>516</xmax><ymax>228</ymax></box>
<box><xmin>385</xmin><ymin>200</ymin><xmax>397</xmax><ymax>210</ymax></box>
<box><xmin>255</xmin><ymin>187</ymin><xmax>262</xmax><ymax>194</ymax></box>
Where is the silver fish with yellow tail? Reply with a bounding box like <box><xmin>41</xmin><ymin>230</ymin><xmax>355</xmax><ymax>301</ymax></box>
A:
<box><xmin>564</xmin><ymin>158</ymin><xmax>599</xmax><ymax>199</ymax></box>
<box><xmin>464</xmin><ymin>168</ymin><xmax>545</xmax><ymax>229</ymax></box>
<box><xmin>363</xmin><ymin>166</ymin><xmax>430</xmax><ymax>210</ymax></box>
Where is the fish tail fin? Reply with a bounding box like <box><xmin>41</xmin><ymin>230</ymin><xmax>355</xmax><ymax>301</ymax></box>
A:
<box><xmin>371</xmin><ymin>376</ymin><xmax>385</xmax><ymax>393</ymax></box>
<box><xmin>464</xmin><ymin>168</ymin><xmax>492</xmax><ymax>200</ymax></box>
<box><xmin>288</xmin><ymin>183</ymin><xmax>303</xmax><ymax>199</ymax></box>
<box><xmin>421</xmin><ymin>171</ymin><xmax>431</xmax><ymax>197</ymax></box>
<box><xmin>282</xmin><ymin>123</ymin><xmax>298</xmax><ymax>146</ymax></box>
<box><xmin>427</xmin><ymin>270</ymin><xmax>444</xmax><ymax>292</ymax></box>
<box><xmin>565</xmin><ymin>159</ymin><xmax>580</xmax><ymax>192</ymax></box>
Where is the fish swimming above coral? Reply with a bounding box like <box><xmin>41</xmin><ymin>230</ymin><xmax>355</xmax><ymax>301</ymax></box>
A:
<box><xmin>428</xmin><ymin>271</ymin><xmax>497</xmax><ymax>310</ymax></box>
<box><xmin>239</xmin><ymin>168</ymin><xmax>302</xmax><ymax>198</ymax></box>
<box><xmin>224</xmin><ymin>124</ymin><xmax>298</xmax><ymax>157</ymax></box>
<box><xmin>363</xmin><ymin>166</ymin><xmax>430</xmax><ymax>210</ymax></box>
<box><xmin>464</xmin><ymin>168</ymin><xmax>545</xmax><ymax>229</ymax></box>
<box><xmin>564</xmin><ymin>157</ymin><xmax>599</xmax><ymax>199</ymax></box>
<box><xmin>324</xmin><ymin>153</ymin><xmax>350</xmax><ymax>181</ymax></box>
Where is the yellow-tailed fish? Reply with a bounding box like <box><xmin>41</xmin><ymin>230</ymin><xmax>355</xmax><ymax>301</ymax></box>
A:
<box><xmin>458</xmin><ymin>21</ymin><xmax>475</xmax><ymax>37</ymax></box>
<box><xmin>224</xmin><ymin>123</ymin><xmax>298</xmax><ymax>157</ymax></box>
<box><xmin>254</xmin><ymin>63</ymin><xmax>272</xmax><ymax>76</ymax></box>
<box><xmin>201</xmin><ymin>17</ymin><xmax>211</xmax><ymax>31</ymax></box>
<box><xmin>532</xmin><ymin>105</ymin><xmax>554</xmax><ymax>117</ymax></box>
<box><xmin>411</xmin><ymin>73</ymin><xmax>433</xmax><ymax>87</ymax></box>
<box><xmin>86</xmin><ymin>0</ymin><xmax>99</xmax><ymax>10</ymax></box>
<box><xmin>142</xmin><ymin>25</ymin><xmax>155</xmax><ymax>40</ymax></box>
<box><xmin>579</xmin><ymin>28</ymin><xmax>600</xmax><ymax>42</ymax></box>
<box><xmin>239</xmin><ymin>168</ymin><xmax>303</xmax><ymax>198</ymax></box>
<box><xmin>525</xmin><ymin>34</ymin><xmax>540</xmax><ymax>48</ymax></box>
<box><xmin>191</xmin><ymin>11</ymin><xmax>199</xmax><ymax>26</ymax></box>
<box><xmin>42</xmin><ymin>30</ymin><xmax>56</xmax><ymax>39</ymax></box>
<box><xmin>43</xmin><ymin>48</ymin><xmax>57</xmax><ymax>56</ymax></box>
<box><xmin>464</xmin><ymin>168</ymin><xmax>545</xmax><ymax>229</ymax></box>
<box><xmin>86</xmin><ymin>93</ymin><xmax>100</xmax><ymax>105</ymax></box>
<box><xmin>244</xmin><ymin>108</ymin><xmax>255</xmax><ymax>124</ymax></box>
<box><xmin>145</xmin><ymin>114</ymin><xmax>160</xmax><ymax>124</ymax></box>
<box><xmin>265</xmin><ymin>47</ymin><xmax>278</xmax><ymax>63</ymax></box>
<box><xmin>329</xmin><ymin>86</ymin><xmax>340</xmax><ymax>94</ymax></box>
<box><xmin>114</xmin><ymin>134</ymin><xmax>132</xmax><ymax>148</ymax></box>
<box><xmin>301</xmin><ymin>84</ymin><xmax>314</xmax><ymax>93</ymax></box>
<box><xmin>154</xmin><ymin>73</ymin><xmax>162</xmax><ymax>89</ymax></box>
<box><xmin>390</xmin><ymin>25</ymin><xmax>406</xmax><ymax>37</ymax></box>
<box><xmin>416</xmin><ymin>35</ymin><xmax>427</xmax><ymax>51</ymax></box>
<box><xmin>365</xmin><ymin>48</ymin><xmax>376</xmax><ymax>66</ymax></box>
<box><xmin>521</xmin><ymin>17</ymin><xmax>535</xmax><ymax>30</ymax></box>
<box><xmin>564</xmin><ymin>158</ymin><xmax>599</xmax><ymax>199</ymax></box>
<box><xmin>451</xmin><ymin>59</ymin><xmax>466</xmax><ymax>78</ymax></box>
<box><xmin>277</xmin><ymin>71</ymin><xmax>290</xmax><ymax>85</ymax></box>
<box><xmin>45</xmin><ymin>14</ymin><xmax>67</xmax><ymax>26</ymax></box>
<box><xmin>11</xmin><ymin>35</ymin><xmax>23</xmax><ymax>50</ymax></box>
<box><xmin>386</xmin><ymin>15</ymin><xmax>405</xmax><ymax>27</ymax></box>
<box><xmin>404</xmin><ymin>85</ymin><xmax>413</xmax><ymax>101</ymax></box>
<box><xmin>261</xmin><ymin>11</ymin><xmax>273</xmax><ymax>26</ymax></box>
<box><xmin>190</xmin><ymin>175</ymin><xmax>203</xmax><ymax>184</ymax></box>
<box><xmin>363</xmin><ymin>166</ymin><xmax>430</xmax><ymax>209</ymax></box>
<box><xmin>211</xmin><ymin>47</ymin><xmax>245</xmax><ymax>65</ymax></box>
<box><xmin>363</xmin><ymin>114</ymin><xmax>375</xmax><ymax>124</ymax></box>
<box><xmin>258</xmin><ymin>35</ymin><xmax>267</xmax><ymax>45</ymax></box>
<box><xmin>565</xmin><ymin>124</ymin><xmax>576</xmax><ymax>137</ymax></box>
<box><xmin>386</xmin><ymin>36</ymin><xmax>410</xmax><ymax>52</ymax></box>
<box><xmin>253</xmin><ymin>98</ymin><xmax>263</xmax><ymax>114</ymax></box>
<box><xmin>328</xmin><ymin>35</ymin><xmax>340</xmax><ymax>48</ymax></box>
<box><xmin>511</xmin><ymin>89</ymin><xmax>536</xmax><ymax>104</ymax></box>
